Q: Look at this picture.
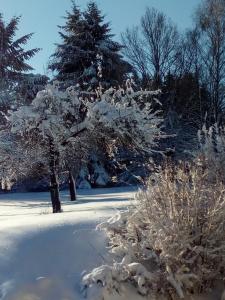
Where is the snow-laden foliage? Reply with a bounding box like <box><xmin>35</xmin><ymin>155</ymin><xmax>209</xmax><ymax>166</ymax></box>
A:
<box><xmin>0</xmin><ymin>130</ymin><xmax>15</xmax><ymax>189</ymax></box>
<box><xmin>10</xmin><ymin>81</ymin><xmax>162</xmax><ymax>156</ymax></box>
<box><xmin>10</xmin><ymin>82</ymin><xmax>83</xmax><ymax>149</ymax></box>
<box><xmin>83</xmin><ymin>164</ymin><xmax>225</xmax><ymax>299</ymax></box>
<box><xmin>197</xmin><ymin>124</ymin><xmax>225</xmax><ymax>182</ymax></box>
<box><xmin>0</xmin><ymin>119</ymin><xmax>48</xmax><ymax>192</ymax></box>
<box><xmin>9</xmin><ymin>81</ymin><xmax>162</xmax><ymax>211</ymax></box>
<box><xmin>86</xmin><ymin>86</ymin><xmax>162</xmax><ymax>153</ymax></box>
<box><xmin>0</xmin><ymin>111</ymin><xmax>25</xmax><ymax>190</ymax></box>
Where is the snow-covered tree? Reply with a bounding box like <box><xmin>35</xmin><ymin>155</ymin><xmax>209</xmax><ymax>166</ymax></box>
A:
<box><xmin>49</xmin><ymin>2</ymin><xmax>130</xmax><ymax>88</ymax></box>
<box><xmin>10</xmin><ymin>81</ymin><xmax>162</xmax><ymax>213</ymax></box>
<box><xmin>10</xmin><ymin>82</ymin><xmax>86</xmax><ymax>212</ymax></box>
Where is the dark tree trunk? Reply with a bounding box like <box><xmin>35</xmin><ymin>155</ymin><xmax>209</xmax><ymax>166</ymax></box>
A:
<box><xmin>49</xmin><ymin>139</ymin><xmax>61</xmax><ymax>213</ymax></box>
<box><xmin>69</xmin><ymin>170</ymin><xmax>76</xmax><ymax>201</ymax></box>
<box><xmin>50</xmin><ymin>172</ymin><xmax>61</xmax><ymax>213</ymax></box>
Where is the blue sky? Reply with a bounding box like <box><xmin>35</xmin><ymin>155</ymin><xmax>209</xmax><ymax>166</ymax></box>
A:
<box><xmin>0</xmin><ymin>0</ymin><xmax>201</xmax><ymax>74</ymax></box>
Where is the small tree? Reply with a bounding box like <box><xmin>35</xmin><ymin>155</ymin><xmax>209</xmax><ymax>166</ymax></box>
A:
<box><xmin>62</xmin><ymin>135</ymin><xmax>91</xmax><ymax>201</ymax></box>
<box><xmin>10</xmin><ymin>82</ymin><xmax>86</xmax><ymax>212</ymax></box>
<box><xmin>10</xmin><ymin>81</ymin><xmax>162</xmax><ymax>213</ymax></box>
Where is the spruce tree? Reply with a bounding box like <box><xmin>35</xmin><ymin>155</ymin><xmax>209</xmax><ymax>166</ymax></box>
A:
<box><xmin>0</xmin><ymin>14</ymin><xmax>40</xmax><ymax>81</ymax></box>
<box><xmin>0</xmin><ymin>14</ymin><xmax>40</xmax><ymax>111</ymax></box>
<box><xmin>49</xmin><ymin>2</ymin><xmax>130</xmax><ymax>89</ymax></box>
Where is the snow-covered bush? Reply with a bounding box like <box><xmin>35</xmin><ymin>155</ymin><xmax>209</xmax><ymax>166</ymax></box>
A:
<box><xmin>85</xmin><ymin>83</ymin><xmax>162</xmax><ymax>153</ymax></box>
<box><xmin>0</xmin><ymin>112</ymin><xmax>29</xmax><ymax>191</ymax></box>
<box><xmin>197</xmin><ymin>124</ymin><xmax>225</xmax><ymax>182</ymax></box>
<box><xmin>83</xmin><ymin>164</ymin><xmax>225</xmax><ymax>299</ymax></box>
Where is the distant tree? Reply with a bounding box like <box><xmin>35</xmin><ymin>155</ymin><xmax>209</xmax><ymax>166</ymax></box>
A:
<box><xmin>180</xmin><ymin>30</ymin><xmax>202</xmax><ymax>79</ymax></box>
<box><xmin>62</xmin><ymin>135</ymin><xmax>91</xmax><ymax>201</ymax></box>
<box><xmin>122</xmin><ymin>7</ymin><xmax>179</xmax><ymax>88</ymax></box>
<box><xmin>194</xmin><ymin>0</ymin><xmax>225</xmax><ymax>123</ymax></box>
<box><xmin>49</xmin><ymin>2</ymin><xmax>130</xmax><ymax>89</ymax></box>
<box><xmin>121</xmin><ymin>27</ymin><xmax>150</xmax><ymax>87</ymax></box>
<box><xmin>160</xmin><ymin>72</ymin><xmax>210</xmax><ymax>159</ymax></box>
<box><xmin>16</xmin><ymin>73</ymin><xmax>49</xmax><ymax>105</ymax></box>
<box><xmin>163</xmin><ymin>73</ymin><xmax>209</xmax><ymax>127</ymax></box>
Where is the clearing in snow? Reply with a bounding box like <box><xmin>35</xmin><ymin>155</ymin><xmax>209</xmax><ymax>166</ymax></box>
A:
<box><xmin>0</xmin><ymin>187</ymin><xmax>136</xmax><ymax>300</ymax></box>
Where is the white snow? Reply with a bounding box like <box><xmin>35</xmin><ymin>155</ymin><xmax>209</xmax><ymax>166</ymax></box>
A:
<box><xmin>0</xmin><ymin>187</ymin><xmax>136</xmax><ymax>300</ymax></box>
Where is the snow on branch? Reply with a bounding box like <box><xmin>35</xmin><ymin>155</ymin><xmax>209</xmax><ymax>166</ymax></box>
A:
<box><xmin>83</xmin><ymin>164</ymin><xmax>225</xmax><ymax>299</ymax></box>
<box><xmin>9</xmin><ymin>82</ymin><xmax>163</xmax><ymax>156</ymax></box>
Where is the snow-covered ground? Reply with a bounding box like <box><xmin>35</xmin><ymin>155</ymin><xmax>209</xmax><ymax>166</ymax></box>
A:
<box><xmin>0</xmin><ymin>187</ymin><xmax>136</xmax><ymax>300</ymax></box>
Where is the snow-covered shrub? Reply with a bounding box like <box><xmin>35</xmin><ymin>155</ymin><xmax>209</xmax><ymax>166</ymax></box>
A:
<box><xmin>83</xmin><ymin>164</ymin><xmax>225</xmax><ymax>299</ymax></box>
<box><xmin>197</xmin><ymin>124</ymin><xmax>225</xmax><ymax>182</ymax></box>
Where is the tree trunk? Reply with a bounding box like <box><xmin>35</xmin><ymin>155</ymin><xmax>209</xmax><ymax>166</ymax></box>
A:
<box><xmin>49</xmin><ymin>139</ymin><xmax>61</xmax><ymax>213</ymax></box>
<box><xmin>69</xmin><ymin>170</ymin><xmax>76</xmax><ymax>201</ymax></box>
<box><xmin>50</xmin><ymin>172</ymin><xmax>61</xmax><ymax>213</ymax></box>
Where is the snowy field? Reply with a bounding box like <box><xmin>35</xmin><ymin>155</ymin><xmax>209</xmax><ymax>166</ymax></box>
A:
<box><xmin>0</xmin><ymin>187</ymin><xmax>137</xmax><ymax>300</ymax></box>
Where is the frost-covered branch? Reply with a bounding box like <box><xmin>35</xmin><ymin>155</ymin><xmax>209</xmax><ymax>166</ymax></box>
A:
<box><xmin>9</xmin><ymin>82</ymin><xmax>163</xmax><ymax>212</ymax></box>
